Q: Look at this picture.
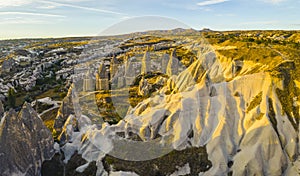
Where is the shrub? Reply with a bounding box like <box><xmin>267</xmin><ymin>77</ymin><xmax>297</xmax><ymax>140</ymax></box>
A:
<box><xmin>7</xmin><ymin>88</ymin><xmax>16</xmax><ymax>108</ymax></box>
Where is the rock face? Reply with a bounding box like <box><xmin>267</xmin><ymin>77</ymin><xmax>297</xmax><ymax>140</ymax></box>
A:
<box><xmin>0</xmin><ymin>103</ymin><xmax>54</xmax><ymax>176</ymax></box>
<box><xmin>141</xmin><ymin>50</ymin><xmax>151</xmax><ymax>74</ymax></box>
<box><xmin>1</xmin><ymin>58</ymin><xmax>15</xmax><ymax>72</ymax></box>
<box><xmin>14</xmin><ymin>49</ymin><xmax>31</xmax><ymax>56</ymax></box>
<box><xmin>138</xmin><ymin>77</ymin><xmax>149</xmax><ymax>96</ymax></box>
<box><xmin>110</xmin><ymin>50</ymin><xmax>300</xmax><ymax>175</ymax></box>
<box><xmin>125</xmin><ymin>58</ymin><xmax>136</xmax><ymax>78</ymax></box>
<box><xmin>96</xmin><ymin>63</ymin><xmax>110</xmax><ymax>91</ymax></box>
<box><xmin>166</xmin><ymin>49</ymin><xmax>179</xmax><ymax>76</ymax></box>
<box><xmin>63</xmin><ymin>44</ymin><xmax>300</xmax><ymax>175</ymax></box>
<box><xmin>161</xmin><ymin>53</ymin><xmax>170</xmax><ymax>74</ymax></box>
<box><xmin>125</xmin><ymin>58</ymin><xmax>140</xmax><ymax>86</ymax></box>
<box><xmin>54</xmin><ymin>84</ymin><xmax>80</xmax><ymax>136</ymax></box>
<box><xmin>39</xmin><ymin>32</ymin><xmax>300</xmax><ymax>175</ymax></box>
<box><xmin>110</xmin><ymin>56</ymin><xmax>120</xmax><ymax>77</ymax></box>
<box><xmin>138</xmin><ymin>75</ymin><xmax>167</xmax><ymax>97</ymax></box>
<box><xmin>83</xmin><ymin>70</ymin><xmax>95</xmax><ymax>92</ymax></box>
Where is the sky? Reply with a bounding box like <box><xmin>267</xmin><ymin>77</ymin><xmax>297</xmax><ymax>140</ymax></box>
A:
<box><xmin>0</xmin><ymin>0</ymin><xmax>299</xmax><ymax>39</ymax></box>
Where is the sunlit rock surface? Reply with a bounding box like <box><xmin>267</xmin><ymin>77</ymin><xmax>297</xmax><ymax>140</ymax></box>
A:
<box><xmin>0</xmin><ymin>103</ymin><xmax>54</xmax><ymax>176</ymax></box>
<box><xmin>25</xmin><ymin>31</ymin><xmax>300</xmax><ymax>175</ymax></box>
<box><xmin>141</xmin><ymin>50</ymin><xmax>151</xmax><ymax>74</ymax></box>
<box><xmin>56</xmin><ymin>42</ymin><xmax>300</xmax><ymax>175</ymax></box>
<box><xmin>110</xmin><ymin>171</ymin><xmax>139</xmax><ymax>176</ymax></box>
<box><xmin>166</xmin><ymin>49</ymin><xmax>179</xmax><ymax>76</ymax></box>
<box><xmin>54</xmin><ymin>84</ymin><xmax>80</xmax><ymax>136</ymax></box>
<box><xmin>111</xmin><ymin>49</ymin><xmax>300</xmax><ymax>175</ymax></box>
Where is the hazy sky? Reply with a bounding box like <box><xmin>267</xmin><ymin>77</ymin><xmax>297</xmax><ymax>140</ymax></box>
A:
<box><xmin>0</xmin><ymin>0</ymin><xmax>299</xmax><ymax>39</ymax></box>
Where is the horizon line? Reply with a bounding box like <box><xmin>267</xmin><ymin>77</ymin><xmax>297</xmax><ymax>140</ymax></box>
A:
<box><xmin>1</xmin><ymin>28</ymin><xmax>300</xmax><ymax>41</ymax></box>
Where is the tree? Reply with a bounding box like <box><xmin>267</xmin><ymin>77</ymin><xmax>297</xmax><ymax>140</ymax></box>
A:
<box><xmin>24</xmin><ymin>94</ymin><xmax>33</xmax><ymax>102</ymax></box>
<box><xmin>7</xmin><ymin>88</ymin><xmax>16</xmax><ymax>109</ymax></box>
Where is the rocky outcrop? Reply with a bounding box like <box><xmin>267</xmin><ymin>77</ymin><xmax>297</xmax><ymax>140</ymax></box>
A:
<box><xmin>83</xmin><ymin>70</ymin><xmax>95</xmax><ymax>92</ymax></box>
<box><xmin>0</xmin><ymin>103</ymin><xmax>54</xmax><ymax>176</ymax></box>
<box><xmin>124</xmin><ymin>58</ymin><xmax>141</xmax><ymax>86</ymax></box>
<box><xmin>110</xmin><ymin>55</ymin><xmax>120</xmax><ymax>77</ymax></box>
<box><xmin>57</xmin><ymin>115</ymin><xmax>78</xmax><ymax>144</ymax></box>
<box><xmin>14</xmin><ymin>49</ymin><xmax>31</xmax><ymax>56</ymax></box>
<box><xmin>68</xmin><ymin>43</ymin><xmax>300</xmax><ymax>175</ymax></box>
<box><xmin>33</xmin><ymin>30</ymin><xmax>300</xmax><ymax>175</ymax></box>
<box><xmin>1</xmin><ymin>58</ymin><xmax>15</xmax><ymax>72</ymax></box>
<box><xmin>110</xmin><ymin>48</ymin><xmax>300</xmax><ymax>175</ymax></box>
<box><xmin>96</xmin><ymin>63</ymin><xmax>110</xmax><ymax>91</ymax></box>
<box><xmin>161</xmin><ymin>53</ymin><xmax>170</xmax><ymax>74</ymax></box>
<box><xmin>166</xmin><ymin>49</ymin><xmax>179</xmax><ymax>76</ymax></box>
<box><xmin>54</xmin><ymin>84</ymin><xmax>81</xmax><ymax>136</ymax></box>
<box><xmin>138</xmin><ymin>75</ymin><xmax>167</xmax><ymax>97</ymax></box>
<box><xmin>141</xmin><ymin>50</ymin><xmax>151</xmax><ymax>74</ymax></box>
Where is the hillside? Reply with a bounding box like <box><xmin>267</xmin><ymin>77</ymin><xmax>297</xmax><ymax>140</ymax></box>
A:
<box><xmin>1</xmin><ymin>29</ymin><xmax>300</xmax><ymax>175</ymax></box>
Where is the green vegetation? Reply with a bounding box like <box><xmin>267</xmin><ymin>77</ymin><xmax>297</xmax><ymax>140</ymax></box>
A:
<box><xmin>246</xmin><ymin>92</ymin><xmax>263</xmax><ymax>113</ymax></box>
<box><xmin>1</xmin><ymin>30</ymin><xmax>299</xmax><ymax>175</ymax></box>
<box><xmin>129</xmin><ymin>73</ymin><xmax>167</xmax><ymax>107</ymax></box>
<box><xmin>42</xmin><ymin>153</ymin><xmax>97</xmax><ymax>176</ymax></box>
<box><xmin>103</xmin><ymin>146</ymin><xmax>212</xmax><ymax>176</ymax></box>
<box><xmin>95</xmin><ymin>91</ymin><xmax>123</xmax><ymax>124</ymax></box>
<box><xmin>41</xmin><ymin>107</ymin><xmax>59</xmax><ymax>134</ymax></box>
<box><xmin>7</xmin><ymin>88</ymin><xmax>16</xmax><ymax>109</ymax></box>
<box><xmin>120</xmin><ymin>35</ymin><xmax>173</xmax><ymax>50</ymax></box>
<box><xmin>175</xmin><ymin>46</ymin><xmax>197</xmax><ymax>67</ymax></box>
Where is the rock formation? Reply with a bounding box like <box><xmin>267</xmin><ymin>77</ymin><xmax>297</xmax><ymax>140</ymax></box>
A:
<box><xmin>138</xmin><ymin>75</ymin><xmax>167</xmax><ymax>97</ymax></box>
<box><xmin>232</xmin><ymin>59</ymin><xmax>243</xmax><ymax>77</ymax></box>
<box><xmin>166</xmin><ymin>49</ymin><xmax>179</xmax><ymax>76</ymax></box>
<box><xmin>14</xmin><ymin>49</ymin><xmax>31</xmax><ymax>56</ymax></box>
<box><xmin>83</xmin><ymin>69</ymin><xmax>95</xmax><ymax>92</ymax></box>
<box><xmin>54</xmin><ymin>84</ymin><xmax>80</xmax><ymax>136</ymax></box>
<box><xmin>10</xmin><ymin>30</ymin><xmax>299</xmax><ymax>175</ymax></box>
<box><xmin>117</xmin><ymin>76</ymin><xmax>126</xmax><ymax>88</ymax></box>
<box><xmin>110</xmin><ymin>55</ymin><xmax>119</xmax><ymax>77</ymax></box>
<box><xmin>96</xmin><ymin>63</ymin><xmax>110</xmax><ymax>91</ymax></box>
<box><xmin>109</xmin><ymin>49</ymin><xmax>300</xmax><ymax>175</ymax></box>
<box><xmin>0</xmin><ymin>103</ymin><xmax>54</xmax><ymax>176</ymax></box>
<box><xmin>125</xmin><ymin>58</ymin><xmax>137</xmax><ymax>86</ymax></box>
<box><xmin>141</xmin><ymin>49</ymin><xmax>151</xmax><ymax>74</ymax></box>
<box><xmin>1</xmin><ymin>58</ymin><xmax>15</xmax><ymax>72</ymax></box>
<box><xmin>63</xmin><ymin>44</ymin><xmax>300</xmax><ymax>175</ymax></box>
<box><xmin>110</xmin><ymin>55</ymin><xmax>127</xmax><ymax>89</ymax></box>
<box><xmin>161</xmin><ymin>53</ymin><xmax>170</xmax><ymax>74</ymax></box>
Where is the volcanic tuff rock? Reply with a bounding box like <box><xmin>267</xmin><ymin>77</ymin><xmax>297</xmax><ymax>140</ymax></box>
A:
<box><xmin>1</xmin><ymin>58</ymin><xmax>15</xmax><ymax>72</ymax></box>
<box><xmin>161</xmin><ymin>53</ymin><xmax>170</xmax><ymax>74</ymax></box>
<box><xmin>138</xmin><ymin>75</ymin><xmax>167</xmax><ymax>97</ymax></box>
<box><xmin>166</xmin><ymin>49</ymin><xmax>179</xmax><ymax>76</ymax></box>
<box><xmin>54</xmin><ymin>84</ymin><xmax>81</xmax><ymax>137</ymax></box>
<box><xmin>83</xmin><ymin>70</ymin><xmax>95</xmax><ymax>92</ymax></box>
<box><xmin>21</xmin><ymin>30</ymin><xmax>300</xmax><ymax>175</ymax></box>
<box><xmin>56</xmin><ymin>41</ymin><xmax>300</xmax><ymax>175</ymax></box>
<box><xmin>141</xmin><ymin>50</ymin><xmax>151</xmax><ymax>74</ymax></box>
<box><xmin>111</xmin><ymin>49</ymin><xmax>300</xmax><ymax>175</ymax></box>
<box><xmin>96</xmin><ymin>63</ymin><xmax>110</xmax><ymax>91</ymax></box>
<box><xmin>0</xmin><ymin>103</ymin><xmax>54</xmax><ymax>176</ymax></box>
